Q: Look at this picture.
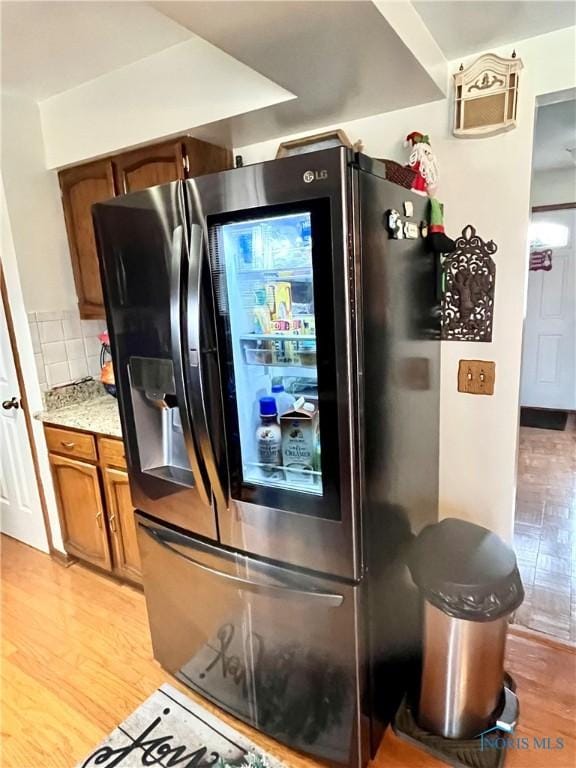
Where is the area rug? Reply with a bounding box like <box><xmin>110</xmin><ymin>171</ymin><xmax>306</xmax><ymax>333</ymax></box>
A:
<box><xmin>519</xmin><ymin>407</ymin><xmax>568</xmax><ymax>431</ymax></box>
<box><xmin>76</xmin><ymin>683</ymin><xmax>287</xmax><ymax>768</ymax></box>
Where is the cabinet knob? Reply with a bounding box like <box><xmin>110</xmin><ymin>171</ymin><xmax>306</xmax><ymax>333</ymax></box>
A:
<box><xmin>109</xmin><ymin>513</ymin><xmax>117</xmax><ymax>532</ymax></box>
<box><xmin>95</xmin><ymin>510</ymin><xmax>103</xmax><ymax>529</ymax></box>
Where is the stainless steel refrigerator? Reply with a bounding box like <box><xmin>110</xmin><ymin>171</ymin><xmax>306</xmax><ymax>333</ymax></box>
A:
<box><xmin>93</xmin><ymin>148</ymin><xmax>440</xmax><ymax>768</ymax></box>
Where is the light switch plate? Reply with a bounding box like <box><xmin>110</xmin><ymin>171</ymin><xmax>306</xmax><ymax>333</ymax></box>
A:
<box><xmin>458</xmin><ymin>360</ymin><xmax>496</xmax><ymax>395</ymax></box>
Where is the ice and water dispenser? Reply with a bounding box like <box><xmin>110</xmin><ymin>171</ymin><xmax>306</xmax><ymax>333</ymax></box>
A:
<box><xmin>128</xmin><ymin>356</ymin><xmax>193</xmax><ymax>486</ymax></box>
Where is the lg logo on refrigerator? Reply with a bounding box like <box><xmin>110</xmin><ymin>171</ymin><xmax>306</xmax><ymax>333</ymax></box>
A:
<box><xmin>303</xmin><ymin>170</ymin><xmax>328</xmax><ymax>183</ymax></box>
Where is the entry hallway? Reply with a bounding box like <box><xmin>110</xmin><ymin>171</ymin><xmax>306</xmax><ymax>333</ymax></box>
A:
<box><xmin>1</xmin><ymin>535</ymin><xmax>575</xmax><ymax>768</ymax></box>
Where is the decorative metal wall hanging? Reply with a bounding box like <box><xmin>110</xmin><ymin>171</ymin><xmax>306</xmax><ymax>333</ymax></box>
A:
<box><xmin>453</xmin><ymin>52</ymin><xmax>523</xmax><ymax>138</ymax></box>
<box><xmin>529</xmin><ymin>249</ymin><xmax>553</xmax><ymax>271</ymax></box>
<box><xmin>441</xmin><ymin>225</ymin><xmax>496</xmax><ymax>341</ymax></box>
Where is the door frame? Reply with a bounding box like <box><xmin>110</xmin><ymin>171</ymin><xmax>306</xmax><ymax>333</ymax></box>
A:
<box><xmin>1</xmin><ymin>262</ymin><xmax>52</xmax><ymax>552</ymax></box>
<box><xmin>1</xmin><ymin>183</ymin><xmax>66</xmax><ymax>556</ymax></box>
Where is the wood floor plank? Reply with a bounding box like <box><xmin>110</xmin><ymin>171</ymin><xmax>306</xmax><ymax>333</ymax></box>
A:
<box><xmin>1</xmin><ymin>534</ymin><xmax>575</xmax><ymax>768</ymax></box>
<box><xmin>1</xmin><ymin>657</ymin><xmax>103</xmax><ymax>767</ymax></box>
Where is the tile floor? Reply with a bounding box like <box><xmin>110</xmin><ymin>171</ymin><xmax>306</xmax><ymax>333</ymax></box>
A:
<box><xmin>513</xmin><ymin>413</ymin><xmax>576</xmax><ymax>642</ymax></box>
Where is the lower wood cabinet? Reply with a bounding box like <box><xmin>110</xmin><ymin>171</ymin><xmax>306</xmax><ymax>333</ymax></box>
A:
<box><xmin>47</xmin><ymin>427</ymin><xmax>141</xmax><ymax>585</ymax></box>
<box><xmin>102</xmin><ymin>468</ymin><xmax>141</xmax><ymax>584</ymax></box>
<box><xmin>50</xmin><ymin>453</ymin><xmax>111</xmax><ymax>571</ymax></box>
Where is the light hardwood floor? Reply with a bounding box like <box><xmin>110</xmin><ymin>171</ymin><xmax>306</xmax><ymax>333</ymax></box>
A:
<box><xmin>1</xmin><ymin>534</ymin><xmax>575</xmax><ymax>768</ymax></box>
<box><xmin>514</xmin><ymin>415</ymin><xmax>576</xmax><ymax>641</ymax></box>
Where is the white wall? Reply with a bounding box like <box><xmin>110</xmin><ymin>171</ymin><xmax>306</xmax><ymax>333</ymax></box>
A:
<box><xmin>238</xmin><ymin>27</ymin><xmax>576</xmax><ymax>542</ymax></box>
<box><xmin>1</xmin><ymin>180</ymin><xmax>65</xmax><ymax>552</ymax></box>
<box><xmin>531</xmin><ymin>167</ymin><xmax>576</xmax><ymax>206</ymax></box>
<box><xmin>1</xmin><ymin>91</ymin><xmax>76</xmax><ymax>313</ymax></box>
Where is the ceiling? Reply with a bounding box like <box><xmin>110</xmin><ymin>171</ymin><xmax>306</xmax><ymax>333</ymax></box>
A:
<box><xmin>533</xmin><ymin>98</ymin><xmax>576</xmax><ymax>172</ymax></box>
<box><xmin>3</xmin><ymin>1</ymin><xmax>576</xmax><ymax>104</ymax></box>
<box><xmin>152</xmin><ymin>1</ymin><xmax>444</xmax><ymax>147</ymax></box>
<box><xmin>1</xmin><ymin>1</ymin><xmax>446</xmax><ymax>152</ymax></box>
<box><xmin>2</xmin><ymin>1</ymin><xmax>575</xmax><ymax>156</ymax></box>
<box><xmin>413</xmin><ymin>1</ymin><xmax>576</xmax><ymax>59</ymax></box>
<box><xmin>0</xmin><ymin>1</ymin><xmax>193</xmax><ymax>100</ymax></box>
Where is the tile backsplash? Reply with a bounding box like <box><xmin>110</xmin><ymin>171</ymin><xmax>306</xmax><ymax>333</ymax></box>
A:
<box><xmin>29</xmin><ymin>309</ymin><xmax>107</xmax><ymax>391</ymax></box>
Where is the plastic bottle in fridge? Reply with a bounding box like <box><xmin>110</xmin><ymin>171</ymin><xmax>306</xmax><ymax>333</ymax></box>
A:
<box><xmin>256</xmin><ymin>397</ymin><xmax>282</xmax><ymax>477</ymax></box>
<box><xmin>271</xmin><ymin>379</ymin><xmax>295</xmax><ymax>418</ymax></box>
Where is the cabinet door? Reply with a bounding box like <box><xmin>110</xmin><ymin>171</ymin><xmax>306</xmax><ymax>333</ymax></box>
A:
<box><xmin>112</xmin><ymin>141</ymin><xmax>185</xmax><ymax>195</ymax></box>
<box><xmin>59</xmin><ymin>160</ymin><xmax>116</xmax><ymax>319</ymax></box>
<box><xmin>183</xmin><ymin>137</ymin><xmax>232</xmax><ymax>178</ymax></box>
<box><xmin>50</xmin><ymin>454</ymin><xmax>111</xmax><ymax>570</ymax></box>
<box><xmin>102</xmin><ymin>467</ymin><xmax>141</xmax><ymax>584</ymax></box>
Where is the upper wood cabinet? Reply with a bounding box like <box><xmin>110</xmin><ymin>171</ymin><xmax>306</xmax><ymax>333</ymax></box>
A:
<box><xmin>183</xmin><ymin>137</ymin><xmax>233</xmax><ymax>180</ymax></box>
<box><xmin>58</xmin><ymin>136</ymin><xmax>232</xmax><ymax>319</ymax></box>
<box><xmin>59</xmin><ymin>159</ymin><xmax>116</xmax><ymax>319</ymax></box>
<box><xmin>112</xmin><ymin>140</ymin><xmax>186</xmax><ymax>195</ymax></box>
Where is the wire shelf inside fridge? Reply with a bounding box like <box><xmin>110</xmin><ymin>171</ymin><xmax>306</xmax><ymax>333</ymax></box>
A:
<box><xmin>243</xmin><ymin>462</ymin><xmax>323</xmax><ymax>496</ymax></box>
<box><xmin>240</xmin><ymin>333</ymin><xmax>316</xmax><ymax>342</ymax></box>
<box><xmin>236</xmin><ymin>265</ymin><xmax>313</xmax><ymax>279</ymax></box>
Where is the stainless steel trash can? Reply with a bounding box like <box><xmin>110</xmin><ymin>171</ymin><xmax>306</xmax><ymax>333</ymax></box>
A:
<box><xmin>408</xmin><ymin>519</ymin><xmax>524</xmax><ymax>739</ymax></box>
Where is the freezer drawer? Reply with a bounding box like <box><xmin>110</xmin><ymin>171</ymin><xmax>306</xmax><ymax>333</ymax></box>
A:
<box><xmin>136</xmin><ymin>514</ymin><xmax>367</xmax><ymax>766</ymax></box>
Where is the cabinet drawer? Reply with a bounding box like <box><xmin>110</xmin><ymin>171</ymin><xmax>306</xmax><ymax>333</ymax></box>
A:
<box><xmin>98</xmin><ymin>437</ymin><xmax>127</xmax><ymax>469</ymax></box>
<box><xmin>44</xmin><ymin>426</ymin><xmax>97</xmax><ymax>462</ymax></box>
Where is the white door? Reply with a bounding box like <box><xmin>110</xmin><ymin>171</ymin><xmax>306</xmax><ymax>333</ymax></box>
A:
<box><xmin>0</xmin><ymin>289</ymin><xmax>49</xmax><ymax>550</ymax></box>
<box><xmin>521</xmin><ymin>208</ymin><xmax>576</xmax><ymax>410</ymax></box>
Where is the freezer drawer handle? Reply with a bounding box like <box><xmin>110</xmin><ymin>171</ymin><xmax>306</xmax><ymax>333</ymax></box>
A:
<box><xmin>143</xmin><ymin>526</ymin><xmax>344</xmax><ymax>607</ymax></box>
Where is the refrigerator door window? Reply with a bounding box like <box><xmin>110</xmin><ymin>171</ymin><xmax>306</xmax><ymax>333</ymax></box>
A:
<box><xmin>209</xmin><ymin>200</ymin><xmax>341</xmax><ymax>519</ymax></box>
<box><xmin>137</xmin><ymin>516</ymin><xmax>361</xmax><ymax>766</ymax></box>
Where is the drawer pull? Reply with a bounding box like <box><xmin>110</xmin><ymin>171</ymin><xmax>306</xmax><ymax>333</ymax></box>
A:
<box><xmin>96</xmin><ymin>510</ymin><xmax>103</xmax><ymax>529</ymax></box>
<box><xmin>109</xmin><ymin>513</ymin><xmax>117</xmax><ymax>532</ymax></box>
<box><xmin>61</xmin><ymin>441</ymin><xmax>75</xmax><ymax>449</ymax></box>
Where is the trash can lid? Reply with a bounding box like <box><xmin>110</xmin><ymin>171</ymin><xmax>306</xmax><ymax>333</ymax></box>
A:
<box><xmin>408</xmin><ymin>518</ymin><xmax>524</xmax><ymax>621</ymax></box>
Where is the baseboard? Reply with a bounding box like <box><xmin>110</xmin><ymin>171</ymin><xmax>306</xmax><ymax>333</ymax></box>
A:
<box><xmin>510</xmin><ymin>623</ymin><xmax>575</xmax><ymax>653</ymax></box>
<box><xmin>50</xmin><ymin>548</ymin><xmax>77</xmax><ymax>568</ymax></box>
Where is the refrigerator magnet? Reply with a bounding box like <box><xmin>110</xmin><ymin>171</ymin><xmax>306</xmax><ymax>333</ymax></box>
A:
<box><xmin>403</xmin><ymin>201</ymin><xmax>414</xmax><ymax>217</ymax></box>
<box><xmin>404</xmin><ymin>222</ymin><xmax>419</xmax><ymax>239</ymax></box>
<box><xmin>386</xmin><ymin>209</ymin><xmax>404</xmax><ymax>239</ymax></box>
<box><xmin>420</xmin><ymin>221</ymin><xmax>429</xmax><ymax>238</ymax></box>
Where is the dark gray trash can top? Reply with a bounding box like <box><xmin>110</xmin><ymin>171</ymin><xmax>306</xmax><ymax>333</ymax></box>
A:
<box><xmin>409</xmin><ymin>517</ymin><xmax>524</xmax><ymax>622</ymax></box>
<box><xmin>408</xmin><ymin>518</ymin><xmax>524</xmax><ymax>740</ymax></box>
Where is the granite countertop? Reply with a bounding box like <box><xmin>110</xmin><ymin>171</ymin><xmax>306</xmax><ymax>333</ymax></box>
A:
<box><xmin>35</xmin><ymin>379</ymin><xmax>123</xmax><ymax>439</ymax></box>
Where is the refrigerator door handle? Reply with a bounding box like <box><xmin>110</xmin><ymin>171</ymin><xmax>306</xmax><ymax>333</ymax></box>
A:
<box><xmin>170</xmin><ymin>224</ymin><xmax>210</xmax><ymax>506</ymax></box>
<box><xmin>185</xmin><ymin>222</ymin><xmax>227</xmax><ymax>511</ymax></box>
<box><xmin>142</xmin><ymin>525</ymin><xmax>344</xmax><ymax>607</ymax></box>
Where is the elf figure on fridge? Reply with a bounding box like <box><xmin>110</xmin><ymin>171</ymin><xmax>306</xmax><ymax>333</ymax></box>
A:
<box><xmin>405</xmin><ymin>131</ymin><xmax>439</xmax><ymax>197</ymax></box>
<box><xmin>402</xmin><ymin>130</ymin><xmax>455</xmax><ymax>254</ymax></box>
